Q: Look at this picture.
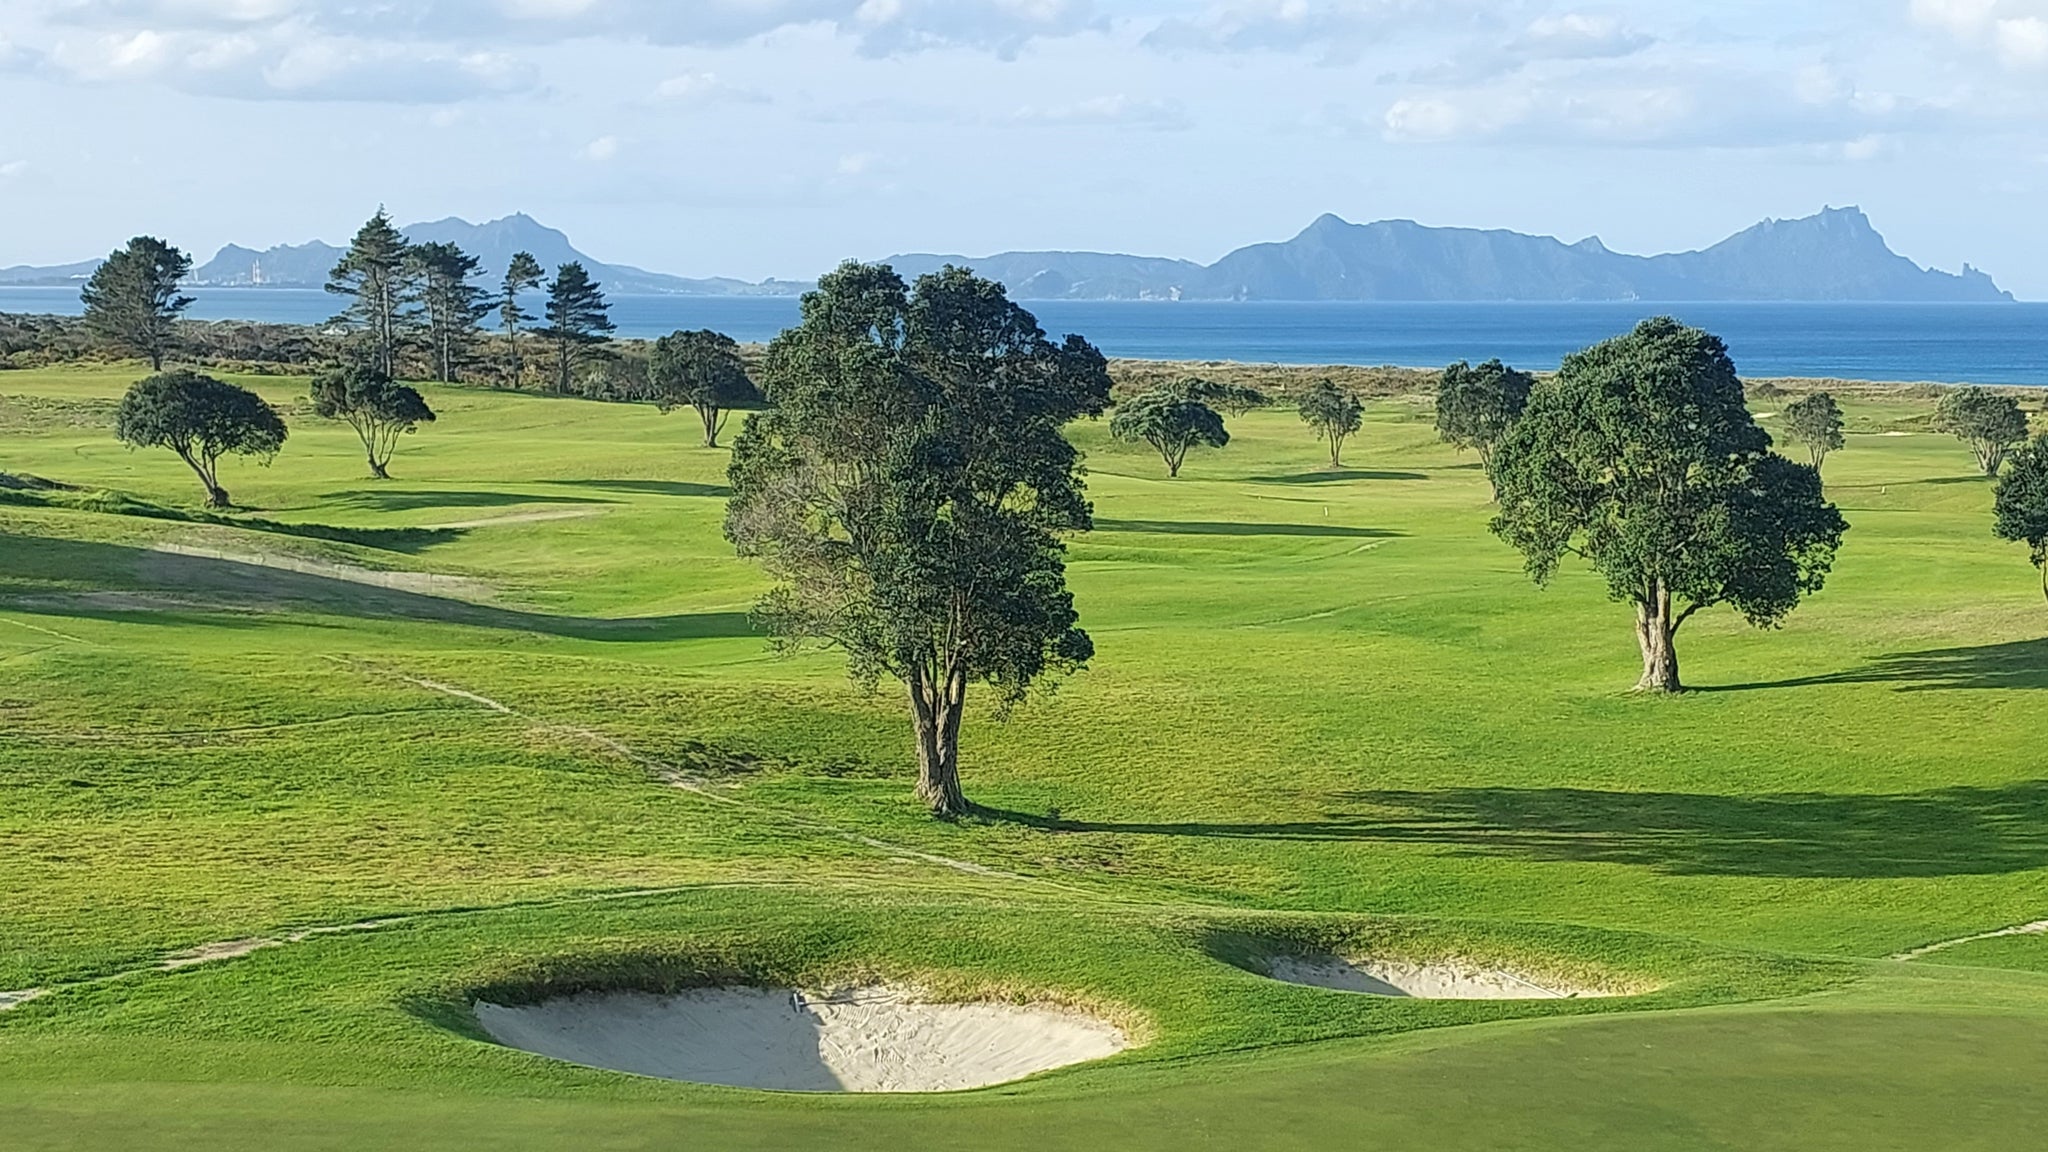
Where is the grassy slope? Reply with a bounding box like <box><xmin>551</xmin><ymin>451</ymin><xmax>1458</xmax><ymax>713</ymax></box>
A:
<box><xmin>3</xmin><ymin>364</ymin><xmax>2047</xmax><ymax>1147</ymax></box>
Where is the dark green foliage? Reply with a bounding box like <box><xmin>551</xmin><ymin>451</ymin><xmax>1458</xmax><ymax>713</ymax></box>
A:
<box><xmin>1110</xmin><ymin>388</ymin><xmax>1229</xmax><ymax>477</ymax></box>
<box><xmin>499</xmin><ymin>251</ymin><xmax>545</xmax><ymax>388</ymax></box>
<box><xmin>1935</xmin><ymin>387</ymin><xmax>2030</xmax><ymax>476</ymax></box>
<box><xmin>649</xmin><ymin>329</ymin><xmax>761</xmax><ymax>448</ymax></box>
<box><xmin>1436</xmin><ymin>359</ymin><xmax>1534</xmax><ymax>477</ymax></box>
<box><xmin>325</xmin><ymin>209</ymin><xmax>416</xmax><ymax>377</ymax></box>
<box><xmin>1297</xmin><ymin>378</ymin><xmax>1364</xmax><ymax>468</ymax></box>
<box><xmin>79</xmin><ymin>236</ymin><xmax>193</xmax><ymax>370</ymax></box>
<box><xmin>113</xmin><ymin>369</ymin><xmax>287</xmax><ymax>507</ymax></box>
<box><xmin>1780</xmin><ymin>392</ymin><xmax>1845</xmax><ymax>471</ymax></box>
<box><xmin>1169</xmin><ymin>376</ymin><xmax>1270</xmax><ymax>415</ymax></box>
<box><xmin>1993</xmin><ymin>437</ymin><xmax>2048</xmax><ymax>598</ymax></box>
<box><xmin>309</xmin><ymin>364</ymin><xmax>436</xmax><ymax>479</ymax></box>
<box><xmin>725</xmin><ymin>261</ymin><xmax>1109</xmax><ymax>816</ymax></box>
<box><xmin>1489</xmin><ymin>318</ymin><xmax>1846</xmax><ymax>693</ymax></box>
<box><xmin>409</xmin><ymin>242</ymin><xmax>490</xmax><ymax>383</ymax></box>
<box><xmin>537</xmin><ymin>262</ymin><xmax>615</xmax><ymax>394</ymax></box>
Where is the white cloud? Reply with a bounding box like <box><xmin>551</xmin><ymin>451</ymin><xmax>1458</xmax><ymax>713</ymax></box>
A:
<box><xmin>1914</xmin><ymin>0</ymin><xmax>2048</xmax><ymax>69</ymax></box>
<box><xmin>1514</xmin><ymin>13</ymin><xmax>1651</xmax><ymax>61</ymax></box>
<box><xmin>0</xmin><ymin>159</ymin><xmax>27</xmax><ymax>179</ymax></box>
<box><xmin>1145</xmin><ymin>0</ymin><xmax>1500</xmax><ymax>63</ymax></box>
<box><xmin>585</xmin><ymin>134</ymin><xmax>619</xmax><ymax>160</ymax></box>
<box><xmin>836</xmin><ymin>151</ymin><xmax>876</xmax><ymax>175</ymax></box>
<box><xmin>1014</xmin><ymin>94</ymin><xmax>1192</xmax><ymax>130</ymax></box>
<box><xmin>655</xmin><ymin>70</ymin><xmax>769</xmax><ymax>104</ymax></box>
<box><xmin>1998</xmin><ymin>15</ymin><xmax>2048</xmax><ymax>66</ymax></box>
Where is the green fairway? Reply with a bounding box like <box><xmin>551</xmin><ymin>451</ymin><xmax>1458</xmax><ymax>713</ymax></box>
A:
<box><xmin>3</xmin><ymin>363</ymin><xmax>2046</xmax><ymax>1147</ymax></box>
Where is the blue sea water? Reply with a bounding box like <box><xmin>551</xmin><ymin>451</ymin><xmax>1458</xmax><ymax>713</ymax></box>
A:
<box><xmin>4</xmin><ymin>286</ymin><xmax>2042</xmax><ymax>385</ymax></box>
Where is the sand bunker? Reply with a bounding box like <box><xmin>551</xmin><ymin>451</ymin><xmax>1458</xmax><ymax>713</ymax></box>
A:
<box><xmin>473</xmin><ymin>985</ymin><xmax>1128</xmax><ymax>1092</ymax></box>
<box><xmin>1265</xmin><ymin>955</ymin><xmax>1616</xmax><ymax>999</ymax></box>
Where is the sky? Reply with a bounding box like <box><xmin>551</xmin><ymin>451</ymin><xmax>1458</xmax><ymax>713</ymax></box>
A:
<box><xmin>2</xmin><ymin>1</ymin><xmax>2047</xmax><ymax>296</ymax></box>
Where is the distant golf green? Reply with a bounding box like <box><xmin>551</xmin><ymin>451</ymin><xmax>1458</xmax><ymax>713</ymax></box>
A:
<box><xmin>2</xmin><ymin>364</ymin><xmax>2045</xmax><ymax>1149</ymax></box>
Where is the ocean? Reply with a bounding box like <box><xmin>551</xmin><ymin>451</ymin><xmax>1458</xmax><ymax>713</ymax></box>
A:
<box><xmin>3</xmin><ymin>287</ymin><xmax>2043</xmax><ymax>385</ymax></box>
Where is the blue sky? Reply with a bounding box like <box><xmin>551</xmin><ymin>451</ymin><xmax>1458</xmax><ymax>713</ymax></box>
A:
<box><xmin>2</xmin><ymin>1</ymin><xmax>2046</xmax><ymax>295</ymax></box>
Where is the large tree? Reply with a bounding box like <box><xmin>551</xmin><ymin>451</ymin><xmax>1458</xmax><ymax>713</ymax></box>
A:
<box><xmin>1437</xmin><ymin>358</ymin><xmax>1534</xmax><ymax>486</ymax></box>
<box><xmin>1109</xmin><ymin>387</ymin><xmax>1229</xmax><ymax>477</ymax></box>
<box><xmin>1994</xmin><ymin>436</ymin><xmax>2048</xmax><ymax>599</ymax></box>
<box><xmin>1935</xmin><ymin>387</ymin><xmax>2030</xmax><ymax>477</ymax></box>
<box><xmin>325</xmin><ymin>209</ymin><xmax>416</xmax><ymax>377</ymax></box>
<box><xmin>1489</xmin><ymin>318</ymin><xmax>1847</xmax><ymax>693</ymax></box>
<box><xmin>536</xmin><ymin>261</ymin><xmax>615</xmax><ymax>394</ymax></box>
<box><xmin>1780</xmin><ymin>392</ymin><xmax>1845</xmax><ymax>472</ymax></box>
<box><xmin>649</xmin><ymin>329</ymin><xmax>761</xmax><ymax>448</ymax></box>
<box><xmin>1297</xmin><ymin>378</ymin><xmax>1363</xmax><ymax>468</ymax></box>
<box><xmin>410</xmin><ymin>241</ymin><xmax>490</xmax><ymax>383</ymax></box>
<box><xmin>114</xmin><ymin>370</ymin><xmax>287</xmax><ymax>508</ymax></box>
<box><xmin>80</xmin><ymin>236</ymin><xmax>194</xmax><ymax>370</ymax></box>
<box><xmin>499</xmin><ymin>251</ymin><xmax>545</xmax><ymax>388</ymax></box>
<box><xmin>725</xmin><ymin>261</ymin><xmax>1109</xmax><ymax>817</ymax></box>
<box><xmin>309</xmin><ymin>365</ymin><xmax>436</xmax><ymax>479</ymax></box>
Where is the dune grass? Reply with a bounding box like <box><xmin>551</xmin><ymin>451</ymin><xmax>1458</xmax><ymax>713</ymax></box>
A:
<box><xmin>2</xmin><ymin>362</ymin><xmax>2046</xmax><ymax>1147</ymax></box>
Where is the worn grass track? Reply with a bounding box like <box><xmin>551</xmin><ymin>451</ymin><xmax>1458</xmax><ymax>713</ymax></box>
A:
<box><xmin>3</xmin><ymin>362</ymin><xmax>2047</xmax><ymax>1147</ymax></box>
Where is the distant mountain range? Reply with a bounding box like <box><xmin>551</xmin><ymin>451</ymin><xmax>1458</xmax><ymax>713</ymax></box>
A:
<box><xmin>0</xmin><ymin>206</ymin><xmax>2013</xmax><ymax>303</ymax></box>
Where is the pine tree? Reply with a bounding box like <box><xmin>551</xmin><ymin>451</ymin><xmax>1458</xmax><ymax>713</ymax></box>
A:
<box><xmin>536</xmin><ymin>262</ymin><xmax>615</xmax><ymax>394</ymax></box>
<box><xmin>499</xmin><ymin>251</ymin><xmax>544</xmax><ymax>388</ymax></box>
<box><xmin>80</xmin><ymin>236</ymin><xmax>193</xmax><ymax>370</ymax></box>
<box><xmin>410</xmin><ymin>241</ymin><xmax>489</xmax><ymax>383</ymax></box>
<box><xmin>325</xmin><ymin>209</ymin><xmax>416</xmax><ymax>377</ymax></box>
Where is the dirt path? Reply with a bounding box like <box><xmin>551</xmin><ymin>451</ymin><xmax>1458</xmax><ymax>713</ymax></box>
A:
<box><xmin>1890</xmin><ymin>918</ymin><xmax>2048</xmax><ymax>961</ymax></box>
<box><xmin>421</xmin><ymin>508</ymin><xmax>609</xmax><ymax>531</ymax></box>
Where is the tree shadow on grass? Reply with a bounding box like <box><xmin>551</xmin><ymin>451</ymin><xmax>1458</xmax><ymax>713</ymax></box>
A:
<box><xmin>325</xmin><ymin>489</ymin><xmax>617</xmax><ymax>514</ymax></box>
<box><xmin>1093</xmin><ymin>519</ymin><xmax>1405</xmax><ymax>539</ymax></box>
<box><xmin>1701</xmin><ymin>640</ymin><xmax>2048</xmax><ymax>693</ymax></box>
<box><xmin>980</xmin><ymin>778</ymin><xmax>2048</xmax><ymax>878</ymax></box>
<box><xmin>540</xmin><ymin>479</ymin><xmax>734</xmax><ymax>499</ymax></box>
<box><xmin>1247</xmin><ymin>470</ymin><xmax>1430</xmax><ymax>484</ymax></box>
<box><xmin>0</xmin><ymin>533</ymin><xmax>755</xmax><ymax>643</ymax></box>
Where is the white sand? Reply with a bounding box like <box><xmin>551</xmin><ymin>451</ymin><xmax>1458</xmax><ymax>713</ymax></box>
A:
<box><xmin>1265</xmin><ymin>955</ymin><xmax>1616</xmax><ymax>999</ymax></box>
<box><xmin>473</xmin><ymin>985</ymin><xmax>1128</xmax><ymax>1092</ymax></box>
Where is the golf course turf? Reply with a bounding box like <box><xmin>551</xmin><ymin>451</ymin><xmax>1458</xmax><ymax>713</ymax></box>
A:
<box><xmin>3</xmin><ymin>363</ymin><xmax>2047</xmax><ymax>1148</ymax></box>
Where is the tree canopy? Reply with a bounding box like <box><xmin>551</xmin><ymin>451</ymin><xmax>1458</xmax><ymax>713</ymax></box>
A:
<box><xmin>1436</xmin><ymin>358</ymin><xmax>1533</xmax><ymax>474</ymax></box>
<box><xmin>80</xmin><ymin>236</ymin><xmax>193</xmax><ymax>371</ymax></box>
<box><xmin>309</xmin><ymin>364</ymin><xmax>436</xmax><ymax>479</ymax></box>
<box><xmin>1169</xmin><ymin>376</ymin><xmax>1270</xmax><ymax>415</ymax></box>
<box><xmin>1935</xmin><ymin>387</ymin><xmax>2030</xmax><ymax>477</ymax></box>
<box><xmin>537</xmin><ymin>262</ymin><xmax>615</xmax><ymax>394</ymax></box>
<box><xmin>114</xmin><ymin>370</ymin><xmax>287</xmax><ymax>508</ymax></box>
<box><xmin>725</xmin><ymin>261</ymin><xmax>1110</xmax><ymax>817</ymax></box>
<box><xmin>1297</xmin><ymin>378</ymin><xmax>1364</xmax><ymax>468</ymax></box>
<box><xmin>1489</xmin><ymin>318</ymin><xmax>1846</xmax><ymax>693</ymax></box>
<box><xmin>325</xmin><ymin>209</ymin><xmax>415</xmax><ymax>377</ymax></box>
<box><xmin>1994</xmin><ymin>436</ymin><xmax>2048</xmax><ymax>599</ymax></box>
<box><xmin>649</xmin><ymin>329</ymin><xmax>762</xmax><ymax>448</ymax></box>
<box><xmin>1780</xmin><ymin>392</ymin><xmax>1845</xmax><ymax>472</ymax></box>
<box><xmin>1110</xmin><ymin>387</ymin><xmax>1229</xmax><ymax>477</ymax></box>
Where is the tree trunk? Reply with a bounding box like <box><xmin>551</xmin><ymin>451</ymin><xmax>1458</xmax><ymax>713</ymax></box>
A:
<box><xmin>369</xmin><ymin>458</ymin><xmax>390</xmax><ymax>481</ymax></box>
<box><xmin>699</xmin><ymin>404</ymin><xmax>721</xmax><ymax>448</ymax></box>
<box><xmin>1329</xmin><ymin>436</ymin><xmax>1344</xmax><ymax>469</ymax></box>
<box><xmin>1633</xmin><ymin>584</ymin><xmax>1681</xmax><ymax>693</ymax></box>
<box><xmin>205</xmin><ymin>484</ymin><xmax>230</xmax><ymax>509</ymax></box>
<box><xmin>909</xmin><ymin>666</ymin><xmax>968</xmax><ymax>818</ymax></box>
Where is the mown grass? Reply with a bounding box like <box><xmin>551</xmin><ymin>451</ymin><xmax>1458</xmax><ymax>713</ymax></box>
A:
<box><xmin>3</xmin><ymin>361</ymin><xmax>2047</xmax><ymax>1148</ymax></box>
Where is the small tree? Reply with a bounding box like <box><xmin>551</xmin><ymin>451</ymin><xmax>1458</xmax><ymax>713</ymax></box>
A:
<box><xmin>410</xmin><ymin>241</ymin><xmax>490</xmax><ymax>383</ymax></box>
<box><xmin>1994</xmin><ymin>437</ymin><xmax>2048</xmax><ymax>599</ymax></box>
<box><xmin>1780</xmin><ymin>392</ymin><xmax>1845</xmax><ymax>472</ymax></box>
<box><xmin>309</xmin><ymin>365</ymin><xmax>436</xmax><ymax>480</ymax></box>
<box><xmin>536</xmin><ymin>261</ymin><xmax>615</xmax><ymax>394</ymax></box>
<box><xmin>1437</xmin><ymin>359</ymin><xmax>1534</xmax><ymax>485</ymax></box>
<box><xmin>499</xmin><ymin>251</ymin><xmax>545</xmax><ymax>388</ymax></box>
<box><xmin>1297</xmin><ymin>378</ymin><xmax>1363</xmax><ymax>468</ymax></box>
<box><xmin>1110</xmin><ymin>388</ymin><xmax>1229</xmax><ymax>477</ymax></box>
<box><xmin>727</xmin><ymin>261</ymin><xmax>1109</xmax><ymax>817</ymax></box>
<box><xmin>1935</xmin><ymin>387</ymin><xmax>2030</xmax><ymax>477</ymax></box>
<box><xmin>325</xmin><ymin>209</ymin><xmax>416</xmax><ymax>377</ymax></box>
<box><xmin>80</xmin><ymin>236</ymin><xmax>194</xmax><ymax>371</ymax></box>
<box><xmin>649</xmin><ymin>329</ymin><xmax>761</xmax><ymax>448</ymax></box>
<box><xmin>1489</xmin><ymin>318</ymin><xmax>1846</xmax><ymax>693</ymax></box>
<box><xmin>114</xmin><ymin>370</ymin><xmax>287</xmax><ymax>508</ymax></box>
